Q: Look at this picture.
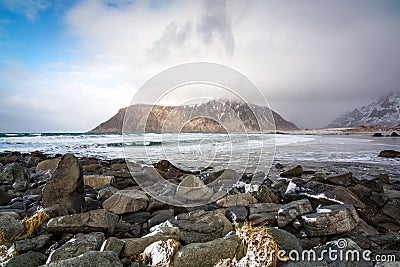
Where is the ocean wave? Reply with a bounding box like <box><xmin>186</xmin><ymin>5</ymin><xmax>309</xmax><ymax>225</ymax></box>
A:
<box><xmin>107</xmin><ymin>141</ymin><xmax>163</xmax><ymax>147</ymax></box>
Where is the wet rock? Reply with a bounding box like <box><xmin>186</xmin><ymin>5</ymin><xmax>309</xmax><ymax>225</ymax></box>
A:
<box><xmin>0</xmin><ymin>187</ymin><xmax>11</xmax><ymax>205</ymax></box>
<box><xmin>0</xmin><ymin>162</ymin><xmax>29</xmax><ymax>191</ymax></box>
<box><xmin>6</xmin><ymin>251</ymin><xmax>47</xmax><ymax>267</ymax></box>
<box><xmin>83</xmin><ymin>175</ymin><xmax>113</xmax><ymax>189</ymax></box>
<box><xmin>302</xmin><ymin>204</ymin><xmax>359</xmax><ymax>236</ymax></box>
<box><xmin>325</xmin><ymin>172</ymin><xmax>352</xmax><ymax>186</ymax></box>
<box><xmin>378</xmin><ymin>150</ymin><xmax>400</xmax><ymax>158</ymax></box>
<box><xmin>97</xmin><ymin>186</ymin><xmax>118</xmax><ymax>202</ymax></box>
<box><xmin>47</xmin><ymin>232</ymin><xmax>105</xmax><ymax>263</ymax></box>
<box><xmin>122</xmin><ymin>211</ymin><xmax>151</xmax><ymax>225</ymax></box>
<box><xmin>278</xmin><ymin>199</ymin><xmax>313</xmax><ymax>227</ymax></box>
<box><xmin>216</xmin><ymin>192</ymin><xmax>257</xmax><ymax>207</ymax></box>
<box><xmin>175</xmin><ymin>175</ymin><xmax>213</xmax><ymax>204</ymax></box>
<box><xmin>47</xmin><ymin>209</ymin><xmax>119</xmax><ymax>233</ymax></box>
<box><xmin>35</xmin><ymin>158</ymin><xmax>60</xmax><ymax>173</ymax></box>
<box><xmin>372</xmin><ymin>198</ymin><xmax>400</xmax><ymax>232</ymax></box>
<box><xmin>121</xmin><ymin>226</ymin><xmax>179</xmax><ymax>257</ymax></box>
<box><xmin>225</xmin><ymin>205</ymin><xmax>248</xmax><ymax>225</ymax></box>
<box><xmin>173</xmin><ymin>235</ymin><xmax>244</xmax><ymax>267</ymax></box>
<box><xmin>268</xmin><ymin>227</ymin><xmax>303</xmax><ymax>252</ymax></box>
<box><xmin>148</xmin><ymin>213</ymin><xmax>174</xmax><ymax>229</ymax></box>
<box><xmin>42</xmin><ymin>154</ymin><xmax>84</xmax><ymax>214</ymax></box>
<box><xmin>0</xmin><ymin>214</ymin><xmax>24</xmax><ymax>240</ymax></box>
<box><xmin>82</xmin><ymin>163</ymin><xmax>102</xmax><ymax>173</ymax></box>
<box><xmin>252</xmin><ymin>185</ymin><xmax>279</xmax><ymax>203</ymax></box>
<box><xmin>280</xmin><ymin>165</ymin><xmax>303</xmax><ymax>178</ymax></box>
<box><xmin>102</xmin><ymin>189</ymin><xmax>149</xmax><ymax>215</ymax></box>
<box><xmin>100</xmin><ymin>236</ymin><xmax>125</xmax><ymax>256</ymax></box>
<box><xmin>43</xmin><ymin>251</ymin><xmax>122</xmax><ymax>267</ymax></box>
<box><xmin>15</xmin><ymin>234</ymin><xmax>52</xmax><ymax>252</ymax></box>
<box><xmin>248</xmin><ymin>203</ymin><xmax>280</xmax><ymax>225</ymax></box>
<box><xmin>303</xmin><ymin>181</ymin><xmax>366</xmax><ymax>209</ymax></box>
<box><xmin>167</xmin><ymin>209</ymin><xmax>225</xmax><ymax>244</ymax></box>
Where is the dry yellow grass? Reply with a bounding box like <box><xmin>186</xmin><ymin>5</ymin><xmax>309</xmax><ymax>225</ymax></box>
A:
<box><xmin>216</xmin><ymin>222</ymin><xmax>286</xmax><ymax>267</ymax></box>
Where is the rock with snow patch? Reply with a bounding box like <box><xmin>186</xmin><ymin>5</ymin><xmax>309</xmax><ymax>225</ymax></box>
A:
<box><xmin>302</xmin><ymin>204</ymin><xmax>359</xmax><ymax>236</ymax></box>
<box><xmin>277</xmin><ymin>199</ymin><xmax>313</xmax><ymax>227</ymax></box>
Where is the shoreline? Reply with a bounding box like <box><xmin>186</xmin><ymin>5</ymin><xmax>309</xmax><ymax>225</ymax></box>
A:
<box><xmin>0</xmin><ymin>151</ymin><xmax>399</xmax><ymax>266</ymax></box>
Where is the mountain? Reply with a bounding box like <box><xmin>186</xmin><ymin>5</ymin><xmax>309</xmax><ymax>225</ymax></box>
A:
<box><xmin>327</xmin><ymin>92</ymin><xmax>400</xmax><ymax>128</ymax></box>
<box><xmin>89</xmin><ymin>100</ymin><xmax>299</xmax><ymax>133</ymax></box>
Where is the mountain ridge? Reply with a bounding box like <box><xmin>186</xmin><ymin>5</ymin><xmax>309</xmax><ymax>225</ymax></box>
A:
<box><xmin>89</xmin><ymin>100</ymin><xmax>299</xmax><ymax>133</ymax></box>
<box><xmin>327</xmin><ymin>92</ymin><xmax>400</xmax><ymax>128</ymax></box>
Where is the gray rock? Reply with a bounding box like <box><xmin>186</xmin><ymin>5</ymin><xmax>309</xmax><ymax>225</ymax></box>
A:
<box><xmin>280</xmin><ymin>165</ymin><xmax>303</xmax><ymax>178</ymax></box>
<box><xmin>216</xmin><ymin>192</ymin><xmax>258</xmax><ymax>207</ymax></box>
<box><xmin>268</xmin><ymin>227</ymin><xmax>303</xmax><ymax>253</ymax></box>
<box><xmin>15</xmin><ymin>234</ymin><xmax>52</xmax><ymax>252</ymax></box>
<box><xmin>47</xmin><ymin>232</ymin><xmax>105</xmax><ymax>263</ymax></box>
<box><xmin>225</xmin><ymin>206</ymin><xmax>248</xmax><ymax>224</ymax></box>
<box><xmin>47</xmin><ymin>209</ymin><xmax>119</xmax><ymax>233</ymax></box>
<box><xmin>325</xmin><ymin>172</ymin><xmax>352</xmax><ymax>186</ymax></box>
<box><xmin>97</xmin><ymin>186</ymin><xmax>118</xmax><ymax>202</ymax></box>
<box><xmin>100</xmin><ymin>237</ymin><xmax>124</xmax><ymax>256</ymax></box>
<box><xmin>42</xmin><ymin>154</ymin><xmax>84</xmax><ymax>214</ymax></box>
<box><xmin>6</xmin><ymin>251</ymin><xmax>47</xmax><ymax>267</ymax></box>
<box><xmin>0</xmin><ymin>214</ymin><xmax>24</xmax><ymax>240</ymax></box>
<box><xmin>378</xmin><ymin>150</ymin><xmax>400</xmax><ymax>158</ymax></box>
<box><xmin>148</xmin><ymin>214</ymin><xmax>174</xmax><ymax>229</ymax></box>
<box><xmin>102</xmin><ymin>189</ymin><xmax>149</xmax><ymax>215</ymax></box>
<box><xmin>279</xmin><ymin>261</ymin><xmax>330</xmax><ymax>267</ymax></box>
<box><xmin>302</xmin><ymin>204</ymin><xmax>359</xmax><ymax>236</ymax></box>
<box><xmin>0</xmin><ymin>187</ymin><xmax>11</xmax><ymax>205</ymax></box>
<box><xmin>0</xmin><ymin>162</ymin><xmax>29</xmax><ymax>191</ymax></box>
<box><xmin>175</xmin><ymin>175</ymin><xmax>213</xmax><ymax>204</ymax></box>
<box><xmin>41</xmin><ymin>251</ymin><xmax>122</xmax><ymax>267</ymax></box>
<box><xmin>248</xmin><ymin>203</ymin><xmax>280</xmax><ymax>226</ymax></box>
<box><xmin>173</xmin><ymin>235</ymin><xmax>244</xmax><ymax>267</ymax></box>
<box><xmin>35</xmin><ymin>158</ymin><xmax>60</xmax><ymax>173</ymax></box>
<box><xmin>277</xmin><ymin>199</ymin><xmax>313</xmax><ymax>227</ymax></box>
<box><xmin>121</xmin><ymin>211</ymin><xmax>151</xmax><ymax>224</ymax></box>
<box><xmin>249</xmin><ymin>203</ymin><xmax>280</xmax><ymax>214</ymax></box>
<box><xmin>83</xmin><ymin>175</ymin><xmax>113</xmax><ymax>189</ymax></box>
<box><xmin>304</xmin><ymin>181</ymin><xmax>366</xmax><ymax>209</ymax></box>
<box><xmin>252</xmin><ymin>185</ymin><xmax>279</xmax><ymax>203</ymax></box>
<box><xmin>168</xmin><ymin>210</ymin><xmax>225</xmax><ymax>244</ymax></box>
<box><xmin>121</xmin><ymin>227</ymin><xmax>179</xmax><ymax>257</ymax></box>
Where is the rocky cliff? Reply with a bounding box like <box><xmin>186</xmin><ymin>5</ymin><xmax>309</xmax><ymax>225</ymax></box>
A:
<box><xmin>89</xmin><ymin>100</ymin><xmax>298</xmax><ymax>133</ymax></box>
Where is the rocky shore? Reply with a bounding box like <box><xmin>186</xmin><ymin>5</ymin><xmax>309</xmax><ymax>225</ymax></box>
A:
<box><xmin>0</xmin><ymin>151</ymin><xmax>399</xmax><ymax>266</ymax></box>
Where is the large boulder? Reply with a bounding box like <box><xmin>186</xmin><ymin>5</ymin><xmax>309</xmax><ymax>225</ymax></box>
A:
<box><xmin>175</xmin><ymin>175</ymin><xmax>213</xmax><ymax>204</ymax></box>
<box><xmin>43</xmin><ymin>251</ymin><xmax>122</xmax><ymax>267</ymax></box>
<box><xmin>173</xmin><ymin>235</ymin><xmax>244</xmax><ymax>267</ymax></box>
<box><xmin>325</xmin><ymin>172</ymin><xmax>352</xmax><ymax>186</ymax></box>
<box><xmin>167</xmin><ymin>210</ymin><xmax>225</xmax><ymax>244</ymax></box>
<box><xmin>47</xmin><ymin>232</ymin><xmax>105</xmax><ymax>263</ymax></box>
<box><xmin>252</xmin><ymin>185</ymin><xmax>279</xmax><ymax>203</ymax></box>
<box><xmin>6</xmin><ymin>251</ymin><xmax>47</xmax><ymax>267</ymax></box>
<box><xmin>42</xmin><ymin>154</ymin><xmax>84</xmax><ymax>214</ymax></box>
<box><xmin>35</xmin><ymin>158</ymin><xmax>60</xmax><ymax>173</ymax></box>
<box><xmin>102</xmin><ymin>189</ymin><xmax>149</xmax><ymax>215</ymax></box>
<box><xmin>15</xmin><ymin>234</ymin><xmax>52</xmax><ymax>253</ymax></box>
<box><xmin>0</xmin><ymin>214</ymin><xmax>24</xmax><ymax>240</ymax></box>
<box><xmin>46</xmin><ymin>209</ymin><xmax>118</xmax><ymax>233</ymax></box>
<box><xmin>249</xmin><ymin>203</ymin><xmax>280</xmax><ymax>226</ymax></box>
<box><xmin>0</xmin><ymin>162</ymin><xmax>29</xmax><ymax>191</ymax></box>
<box><xmin>277</xmin><ymin>199</ymin><xmax>313</xmax><ymax>227</ymax></box>
<box><xmin>302</xmin><ymin>204</ymin><xmax>359</xmax><ymax>236</ymax></box>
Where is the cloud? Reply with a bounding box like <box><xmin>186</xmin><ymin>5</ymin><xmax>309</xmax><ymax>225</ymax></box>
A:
<box><xmin>1</xmin><ymin>0</ymin><xmax>400</xmax><ymax>131</ymax></box>
<box><xmin>0</xmin><ymin>0</ymin><xmax>51</xmax><ymax>21</ymax></box>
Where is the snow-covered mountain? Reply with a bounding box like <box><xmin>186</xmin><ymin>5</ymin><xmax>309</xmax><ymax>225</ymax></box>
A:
<box><xmin>327</xmin><ymin>92</ymin><xmax>400</xmax><ymax>128</ymax></box>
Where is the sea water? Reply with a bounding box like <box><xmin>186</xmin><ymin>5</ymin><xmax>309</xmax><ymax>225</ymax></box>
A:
<box><xmin>0</xmin><ymin>133</ymin><xmax>399</xmax><ymax>178</ymax></box>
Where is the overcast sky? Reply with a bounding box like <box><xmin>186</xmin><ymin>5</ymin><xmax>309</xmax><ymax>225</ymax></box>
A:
<box><xmin>0</xmin><ymin>0</ymin><xmax>399</xmax><ymax>131</ymax></box>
